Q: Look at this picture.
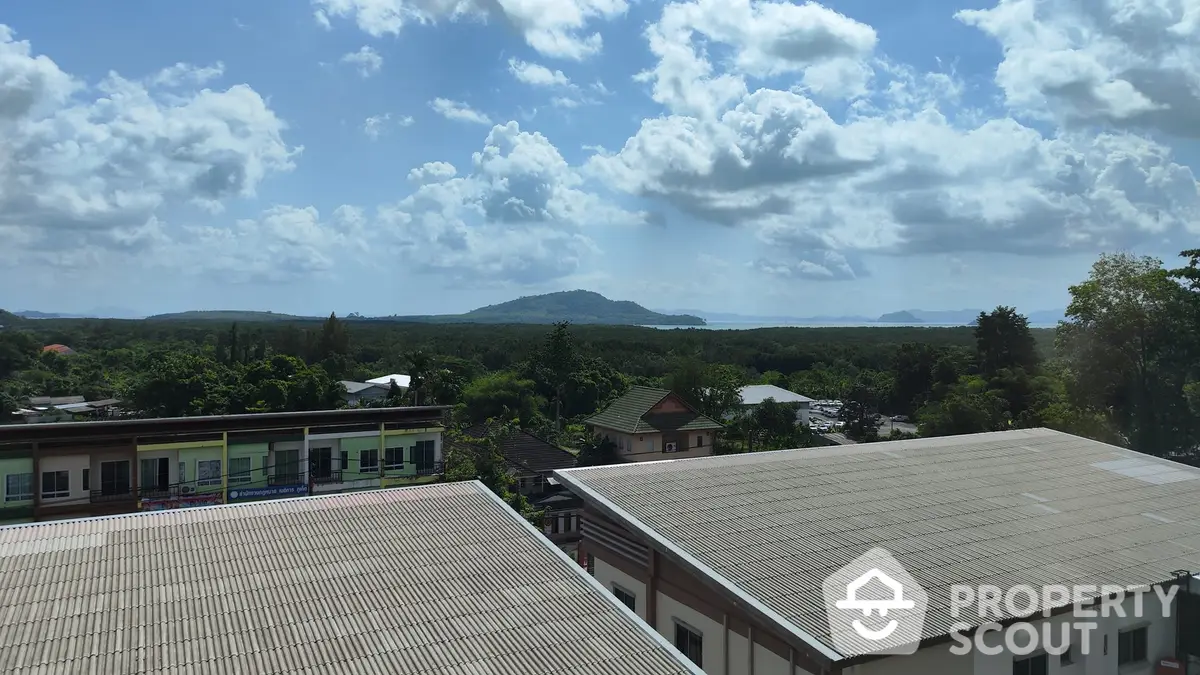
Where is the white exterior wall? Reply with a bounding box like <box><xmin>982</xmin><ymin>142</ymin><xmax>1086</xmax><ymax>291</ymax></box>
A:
<box><xmin>604</xmin><ymin>429</ymin><xmax>716</xmax><ymax>463</ymax></box>
<box><xmin>593</xmin><ymin>557</ymin><xmax>647</xmax><ymax>621</ymax></box>
<box><xmin>38</xmin><ymin>454</ymin><xmax>88</xmax><ymax>504</ymax></box>
<box><xmin>848</xmin><ymin>591</ymin><xmax>1176</xmax><ymax>675</ymax></box>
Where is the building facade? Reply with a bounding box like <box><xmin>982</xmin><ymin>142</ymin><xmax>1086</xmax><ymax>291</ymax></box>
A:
<box><xmin>587</xmin><ymin>386</ymin><xmax>724</xmax><ymax>462</ymax></box>
<box><xmin>0</xmin><ymin>406</ymin><xmax>448</xmax><ymax>523</ymax></box>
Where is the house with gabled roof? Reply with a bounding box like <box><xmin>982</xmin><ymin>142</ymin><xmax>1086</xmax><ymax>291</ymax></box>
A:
<box><xmin>586</xmin><ymin>385</ymin><xmax>723</xmax><ymax>462</ymax></box>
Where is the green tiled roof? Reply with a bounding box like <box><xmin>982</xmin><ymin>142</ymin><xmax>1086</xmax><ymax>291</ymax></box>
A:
<box><xmin>586</xmin><ymin>385</ymin><xmax>724</xmax><ymax>434</ymax></box>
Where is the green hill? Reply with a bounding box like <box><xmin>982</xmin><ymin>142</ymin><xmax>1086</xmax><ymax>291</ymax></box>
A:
<box><xmin>146</xmin><ymin>310</ymin><xmax>315</xmax><ymax>322</ymax></box>
<box><xmin>379</xmin><ymin>290</ymin><xmax>706</xmax><ymax>326</ymax></box>
<box><xmin>141</xmin><ymin>291</ymin><xmax>706</xmax><ymax>326</ymax></box>
<box><xmin>460</xmin><ymin>291</ymin><xmax>704</xmax><ymax>325</ymax></box>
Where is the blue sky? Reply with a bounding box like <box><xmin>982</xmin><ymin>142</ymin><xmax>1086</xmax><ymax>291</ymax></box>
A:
<box><xmin>1</xmin><ymin>0</ymin><xmax>1197</xmax><ymax>318</ymax></box>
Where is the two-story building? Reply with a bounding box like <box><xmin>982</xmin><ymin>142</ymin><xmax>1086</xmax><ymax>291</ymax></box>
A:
<box><xmin>459</xmin><ymin>424</ymin><xmax>586</xmax><ymax>555</ymax></box>
<box><xmin>556</xmin><ymin>428</ymin><xmax>1200</xmax><ymax>674</ymax></box>
<box><xmin>587</xmin><ymin>386</ymin><xmax>723</xmax><ymax>462</ymax></box>
<box><xmin>0</xmin><ymin>405</ymin><xmax>448</xmax><ymax>522</ymax></box>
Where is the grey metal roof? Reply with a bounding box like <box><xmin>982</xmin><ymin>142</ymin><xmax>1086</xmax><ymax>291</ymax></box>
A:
<box><xmin>0</xmin><ymin>481</ymin><xmax>701</xmax><ymax>675</ymax></box>
<box><xmin>737</xmin><ymin>384</ymin><xmax>814</xmax><ymax>405</ymax></box>
<box><xmin>340</xmin><ymin>380</ymin><xmax>385</xmax><ymax>394</ymax></box>
<box><xmin>555</xmin><ymin>428</ymin><xmax>1200</xmax><ymax>660</ymax></box>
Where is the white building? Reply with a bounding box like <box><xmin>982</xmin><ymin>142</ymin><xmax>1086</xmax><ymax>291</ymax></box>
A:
<box><xmin>367</xmin><ymin>373</ymin><xmax>411</xmax><ymax>390</ymax></box>
<box><xmin>556</xmin><ymin>428</ymin><xmax>1200</xmax><ymax>674</ymax></box>
<box><xmin>736</xmin><ymin>384</ymin><xmax>814</xmax><ymax>425</ymax></box>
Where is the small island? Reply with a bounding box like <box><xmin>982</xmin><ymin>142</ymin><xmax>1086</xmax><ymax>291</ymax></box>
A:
<box><xmin>876</xmin><ymin>310</ymin><xmax>923</xmax><ymax>323</ymax></box>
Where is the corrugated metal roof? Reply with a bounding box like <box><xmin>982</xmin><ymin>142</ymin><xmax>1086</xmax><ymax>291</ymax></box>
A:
<box><xmin>555</xmin><ymin>428</ymin><xmax>1200</xmax><ymax>660</ymax></box>
<box><xmin>367</xmin><ymin>373</ymin><xmax>411</xmax><ymax>388</ymax></box>
<box><xmin>0</xmin><ymin>481</ymin><xmax>700</xmax><ymax>675</ymax></box>
<box><xmin>737</xmin><ymin>384</ymin><xmax>815</xmax><ymax>405</ymax></box>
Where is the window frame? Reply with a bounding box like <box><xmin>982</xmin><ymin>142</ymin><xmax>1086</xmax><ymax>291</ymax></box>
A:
<box><xmin>196</xmin><ymin>459</ymin><xmax>222</xmax><ymax>487</ymax></box>
<box><xmin>229</xmin><ymin>457</ymin><xmax>253</xmax><ymax>485</ymax></box>
<box><xmin>360</xmin><ymin>449</ymin><xmax>379</xmax><ymax>474</ymax></box>
<box><xmin>41</xmin><ymin>470</ymin><xmax>70</xmax><ymax>499</ymax></box>
<box><xmin>99</xmin><ymin>460</ymin><xmax>131</xmax><ymax>496</ymax></box>
<box><xmin>4</xmin><ymin>473</ymin><xmax>33</xmax><ymax>502</ymax></box>
<box><xmin>612</xmin><ymin>584</ymin><xmax>636</xmax><ymax>612</ymax></box>
<box><xmin>1012</xmin><ymin>652</ymin><xmax>1047</xmax><ymax>675</ymax></box>
<box><xmin>673</xmin><ymin>620</ymin><xmax>703</xmax><ymax>668</ymax></box>
<box><xmin>1117</xmin><ymin>625</ymin><xmax>1149</xmax><ymax>666</ymax></box>
<box><xmin>384</xmin><ymin>446</ymin><xmax>405</xmax><ymax>470</ymax></box>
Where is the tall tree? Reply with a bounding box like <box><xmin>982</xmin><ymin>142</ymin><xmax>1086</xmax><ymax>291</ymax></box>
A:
<box><xmin>1058</xmin><ymin>253</ymin><xmax>1198</xmax><ymax>456</ymax></box>
<box><xmin>316</xmin><ymin>313</ymin><xmax>350</xmax><ymax>360</ymax></box>
<box><xmin>974</xmin><ymin>306</ymin><xmax>1039</xmax><ymax>378</ymax></box>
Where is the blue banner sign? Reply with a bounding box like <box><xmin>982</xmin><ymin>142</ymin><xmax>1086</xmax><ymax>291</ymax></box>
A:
<box><xmin>227</xmin><ymin>485</ymin><xmax>308</xmax><ymax>502</ymax></box>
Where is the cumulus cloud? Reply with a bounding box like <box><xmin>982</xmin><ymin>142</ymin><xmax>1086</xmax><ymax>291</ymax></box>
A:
<box><xmin>958</xmin><ymin>0</ymin><xmax>1200</xmax><ymax>138</ymax></box>
<box><xmin>363</xmin><ymin>112</ymin><xmax>413</xmax><ymax>139</ymax></box>
<box><xmin>429</xmin><ymin>97</ymin><xmax>492</xmax><ymax>124</ymax></box>
<box><xmin>311</xmin><ymin>0</ymin><xmax>628</xmax><ymax>60</ymax></box>
<box><xmin>341</xmin><ymin>45</ymin><xmax>383</xmax><ymax>77</ymax></box>
<box><xmin>588</xmin><ymin>0</ymin><xmax>1200</xmax><ymax>280</ymax></box>
<box><xmin>168</xmin><ymin>205</ymin><xmax>369</xmax><ymax>283</ymax></box>
<box><xmin>375</xmin><ymin>122</ymin><xmax>650</xmax><ymax>285</ymax></box>
<box><xmin>0</xmin><ymin>25</ymin><xmax>300</xmax><ymax>268</ymax></box>
<box><xmin>508</xmin><ymin>58</ymin><xmax>571</xmax><ymax>87</ymax></box>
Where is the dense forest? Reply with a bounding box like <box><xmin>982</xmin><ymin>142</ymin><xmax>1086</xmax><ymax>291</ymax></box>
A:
<box><xmin>3</xmin><ymin>251</ymin><xmax>1200</xmax><ymax>463</ymax></box>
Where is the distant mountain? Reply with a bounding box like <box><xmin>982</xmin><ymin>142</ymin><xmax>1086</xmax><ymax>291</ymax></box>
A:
<box><xmin>877</xmin><ymin>310</ymin><xmax>922</xmax><ymax>323</ymax></box>
<box><xmin>15</xmin><ymin>307</ymin><xmax>144</xmax><ymax>320</ymax></box>
<box><xmin>380</xmin><ymin>290</ymin><xmax>705</xmax><ymax>326</ymax></box>
<box><xmin>15</xmin><ymin>310</ymin><xmax>85</xmax><ymax>319</ymax></box>
<box><xmin>146</xmin><ymin>310</ymin><xmax>316</xmax><ymax>322</ymax></box>
<box><xmin>0</xmin><ymin>309</ymin><xmax>23</xmax><ymax>326</ymax></box>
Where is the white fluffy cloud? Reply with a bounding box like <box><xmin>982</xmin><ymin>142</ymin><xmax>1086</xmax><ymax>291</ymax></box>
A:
<box><xmin>587</xmin><ymin>0</ymin><xmax>1200</xmax><ymax>281</ymax></box>
<box><xmin>311</xmin><ymin>0</ymin><xmax>628</xmax><ymax>60</ymax></box>
<box><xmin>375</xmin><ymin>122</ymin><xmax>649</xmax><ymax>284</ymax></box>
<box><xmin>508</xmin><ymin>58</ymin><xmax>570</xmax><ymax>87</ymax></box>
<box><xmin>169</xmin><ymin>205</ymin><xmax>369</xmax><ymax>283</ymax></box>
<box><xmin>363</xmin><ymin>112</ymin><xmax>413</xmax><ymax>139</ymax></box>
<box><xmin>341</xmin><ymin>45</ymin><xmax>383</xmax><ymax>77</ymax></box>
<box><xmin>0</xmin><ymin>25</ymin><xmax>300</xmax><ymax>269</ymax></box>
<box><xmin>429</xmin><ymin>97</ymin><xmax>492</xmax><ymax>125</ymax></box>
<box><xmin>957</xmin><ymin>0</ymin><xmax>1200</xmax><ymax>137</ymax></box>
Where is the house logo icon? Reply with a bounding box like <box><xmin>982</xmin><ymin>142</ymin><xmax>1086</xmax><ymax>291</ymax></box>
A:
<box><xmin>822</xmin><ymin>548</ymin><xmax>927</xmax><ymax>656</ymax></box>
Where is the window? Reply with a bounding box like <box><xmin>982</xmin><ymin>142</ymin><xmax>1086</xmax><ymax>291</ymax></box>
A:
<box><xmin>100</xmin><ymin>460</ymin><xmax>131</xmax><ymax>495</ymax></box>
<box><xmin>310</xmin><ymin>448</ymin><xmax>332</xmax><ymax>480</ymax></box>
<box><xmin>179</xmin><ymin>461</ymin><xmax>186</xmax><ymax>484</ymax></box>
<box><xmin>645</xmin><ymin>438</ymin><xmax>653</xmax><ymax>452</ymax></box>
<box><xmin>82</xmin><ymin>469</ymin><xmax>90</xmax><ymax>491</ymax></box>
<box><xmin>1118</xmin><ymin>626</ymin><xmax>1148</xmax><ymax>666</ymax></box>
<box><xmin>413</xmin><ymin>440</ymin><xmax>436</xmax><ymax>473</ymax></box>
<box><xmin>141</xmin><ymin>458</ymin><xmax>169</xmax><ymax>491</ymax></box>
<box><xmin>339</xmin><ymin>450</ymin><xmax>349</xmax><ymax>473</ymax></box>
<box><xmin>360</xmin><ymin>449</ymin><xmax>379</xmax><ymax>474</ymax></box>
<box><xmin>612</xmin><ymin>585</ymin><xmax>636</xmax><ymax>612</ymax></box>
<box><xmin>1060</xmin><ymin>644</ymin><xmax>1074</xmax><ymax>666</ymax></box>
<box><xmin>1012</xmin><ymin>653</ymin><xmax>1047</xmax><ymax>675</ymax></box>
<box><xmin>5</xmin><ymin>474</ymin><xmax>32</xmax><ymax>502</ymax></box>
<box><xmin>229</xmin><ymin>457</ymin><xmax>252</xmax><ymax>484</ymax></box>
<box><xmin>695</xmin><ymin>435</ymin><xmax>704</xmax><ymax>448</ymax></box>
<box><xmin>196</xmin><ymin>460</ymin><xmax>222</xmax><ymax>486</ymax></box>
<box><xmin>384</xmin><ymin>446</ymin><xmax>404</xmax><ymax>470</ymax></box>
<box><xmin>674</xmin><ymin>622</ymin><xmax>703</xmax><ymax>668</ymax></box>
<box><xmin>41</xmin><ymin>470</ymin><xmax>69</xmax><ymax>499</ymax></box>
<box><xmin>274</xmin><ymin>449</ymin><xmax>300</xmax><ymax>484</ymax></box>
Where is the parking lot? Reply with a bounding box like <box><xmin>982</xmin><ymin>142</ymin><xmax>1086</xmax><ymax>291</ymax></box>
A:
<box><xmin>809</xmin><ymin>405</ymin><xmax>918</xmax><ymax>439</ymax></box>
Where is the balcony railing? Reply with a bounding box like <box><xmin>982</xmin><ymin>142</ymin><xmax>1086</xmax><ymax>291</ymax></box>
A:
<box><xmin>90</xmin><ymin>488</ymin><xmax>134</xmax><ymax>503</ymax></box>
<box><xmin>270</xmin><ymin>474</ymin><xmax>302</xmax><ymax>486</ymax></box>
<box><xmin>416</xmin><ymin>462</ymin><xmax>445</xmax><ymax>477</ymax></box>
<box><xmin>310</xmin><ymin>471</ymin><xmax>343</xmax><ymax>485</ymax></box>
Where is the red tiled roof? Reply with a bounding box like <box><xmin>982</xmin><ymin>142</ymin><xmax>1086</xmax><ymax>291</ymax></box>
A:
<box><xmin>41</xmin><ymin>344</ymin><xmax>75</xmax><ymax>355</ymax></box>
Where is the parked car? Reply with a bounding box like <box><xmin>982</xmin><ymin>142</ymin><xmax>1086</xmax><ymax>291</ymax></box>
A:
<box><xmin>891</xmin><ymin>415</ymin><xmax>909</xmax><ymax>423</ymax></box>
